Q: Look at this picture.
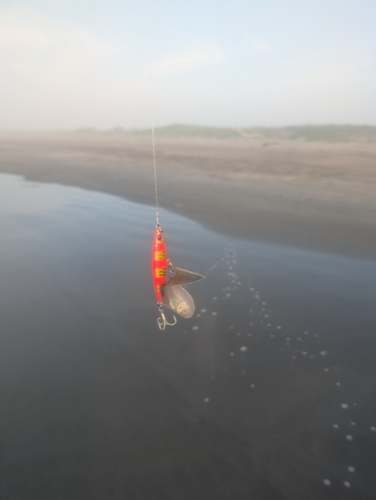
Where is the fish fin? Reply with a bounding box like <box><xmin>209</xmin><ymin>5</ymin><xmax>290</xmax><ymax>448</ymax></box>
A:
<box><xmin>162</xmin><ymin>284</ymin><xmax>195</xmax><ymax>318</ymax></box>
<box><xmin>165</xmin><ymin>267</ymin><xmax>205</xmax><ymax>287</ymax></box>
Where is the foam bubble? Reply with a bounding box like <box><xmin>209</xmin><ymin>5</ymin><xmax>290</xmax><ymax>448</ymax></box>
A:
<box><xmin>276</xmin><ymin>326</ymin><xmax>282</xmax><ymax>330</ymax></box>
<box><xmin>240</xmin><ymin>346</ymin><xmax>248</xmax><ymax>352</ymax></box>
<box><xmin>341</xmin><ymin>403</ymin><xmax>349</xmax><ymax>409</ymax></box>
<box><xmin>192</xmin><ymin>326</ymin><xmax>199</xmax><ymax>331</ymax></box>
<box><xmin>333</xmin><ymin>424</ymin><xmax>339</xmax><ymax>429</ymax></box>
<box><xmin>230</xmin><ymin>352</ymin><xmax>235</xmax><ymax>357</ymax></box>
<box><xmin>343</xmin><ymin>481</ymin><xmax>351</xmax><ymax>488</ymax></box>
<box><xmin>348</xmin><ymin>466</ymin><xmax>355</xmax><ymax>473</ymax></box>
<box><xmin>323</xmin><ymin>479</ymin><xmax>331</xmax><ymax>486</ymax></box>
<box><xmin>320</xmin><ymin>351</ymin><xmax>328</xmax><ymax>356</ymax></box>
<box><xmin>204</xmin><ymin>398</ymin><xmax>210</xmax><ymax>403</ymax></box>
<box><xmin>345</xmin><ymin>435</ymin><xmax>353</xmax><ymax>441</ymax></box>
<box><xmin>212</xmin><ymin>312</ymin><xmax>218</xmax><ymax>316</ymax></box>
<box><xmin>201</xmin><ymin>309</ymin><xmax>207</xmax><ymax>313</ymax></box>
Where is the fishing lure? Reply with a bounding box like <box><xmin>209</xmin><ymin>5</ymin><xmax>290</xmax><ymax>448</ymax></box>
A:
<box><xmin>146</xmin><ymin>9</ymin><xmax>203</xmax><ymax>329</ymax></box>
<box><xmin>152</xmin><ymin>224</ymin><xmax>204</xmax><ymax>330</ymax></box>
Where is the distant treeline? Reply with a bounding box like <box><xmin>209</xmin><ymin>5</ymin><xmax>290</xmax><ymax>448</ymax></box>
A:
<box><xmin>76</xmin><ymin>124</ymin><xmax>376</xmax><ymax>142</ymax></box>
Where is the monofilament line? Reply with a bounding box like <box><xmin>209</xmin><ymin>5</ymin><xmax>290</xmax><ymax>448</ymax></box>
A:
<box><xmin>145</xmin><ymin>0</ymin><xmax>160</xmax><ymax>226</ymax></box>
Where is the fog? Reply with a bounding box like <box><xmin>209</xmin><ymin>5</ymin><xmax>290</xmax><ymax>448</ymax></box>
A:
<box><xmin>1</xmin><ymin>0</ymin><xmax>375</xmax><ymax>130</ymax></box>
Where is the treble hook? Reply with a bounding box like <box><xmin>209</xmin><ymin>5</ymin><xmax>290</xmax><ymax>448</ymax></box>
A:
<box><xmin>156</xmin><ymin>304</ymin><xmax>177</xmax><ymax>330</ymax></box>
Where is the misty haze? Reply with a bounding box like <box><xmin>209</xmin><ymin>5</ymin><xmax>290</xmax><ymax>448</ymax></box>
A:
<box><xmin>1</xmin><ymin>2</ymin><xmax>376</xmax><ymax>500</ymax></box>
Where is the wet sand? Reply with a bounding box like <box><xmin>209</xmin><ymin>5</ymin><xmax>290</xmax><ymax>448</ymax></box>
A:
<box><xmin>2</xmin><ymin>176</ymin><xmax>376</xmax><ymax>500</ymax></box>
<box><xmin>1</xmin><ymin>132</ymin><xmax>375</xmax><ymax>259</ymax></box>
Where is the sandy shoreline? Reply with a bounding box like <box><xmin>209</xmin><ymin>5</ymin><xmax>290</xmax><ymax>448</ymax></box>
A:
<box><xmin>1</xmin><ymin>132</ymin><xmax>376</xmax><ymax>260</ymax></box>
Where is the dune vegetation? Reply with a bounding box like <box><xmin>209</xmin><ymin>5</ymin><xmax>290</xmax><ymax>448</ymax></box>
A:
<box><xmin>73</xmin><ymin>124</ymin><xmax>376</xmax><ymax>143</ymax></box>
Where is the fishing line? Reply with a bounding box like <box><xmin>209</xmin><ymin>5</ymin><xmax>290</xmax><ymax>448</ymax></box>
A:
<box><xmin>145</xmin><ymin>0</ymin><xmax>160</xmax><ymax>227</ymax></box>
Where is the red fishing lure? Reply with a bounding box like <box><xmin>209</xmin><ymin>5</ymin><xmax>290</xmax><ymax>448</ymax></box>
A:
<box><xmin>151</xmin><ymin>225</ymin><xmax>178</xmax><ymax>329</ymax></box>
<box><xmin>151</xmin><ymin>226</ymin><xmax>168</xmax><ymax>304</ymax></box>
<box><xmin>151</xmin><ymin>224</ymin><xmax>205</xmax><ymax>329</ymax></box>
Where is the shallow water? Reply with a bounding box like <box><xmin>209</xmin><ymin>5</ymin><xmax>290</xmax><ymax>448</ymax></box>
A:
<box><xmin>1</xmin><ymin>173</ymin><xmax>376</xmax><ymax>500</ymax></box>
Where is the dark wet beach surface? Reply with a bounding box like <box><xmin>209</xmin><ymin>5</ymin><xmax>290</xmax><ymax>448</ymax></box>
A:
<box><xmin>1</xmin><ymin>173</ymin><xmax>376</xmax><ymax>499</ymax></box>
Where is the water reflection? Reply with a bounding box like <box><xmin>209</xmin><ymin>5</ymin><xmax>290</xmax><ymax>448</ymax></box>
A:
<box><xmin>1</xmin><ymin>174</ymin><xmax>376</xmax><ymax>500</ymax></box>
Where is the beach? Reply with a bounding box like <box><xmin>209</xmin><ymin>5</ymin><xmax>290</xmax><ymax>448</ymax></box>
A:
<box><xmin>2</xmin><ymin>136</ymin><xmax>376</xmax><ymax>499</ymax></box>
<box><xmin>1</xmin><ymin>131</ymin><xmax>375</xmax><ymax>259</ymax></box>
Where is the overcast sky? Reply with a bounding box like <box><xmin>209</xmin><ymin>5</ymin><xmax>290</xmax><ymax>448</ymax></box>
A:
<box><xmin>0</xmin><ymin>0</ymin><xmax>375</xmax><ymax>129</ymax></box>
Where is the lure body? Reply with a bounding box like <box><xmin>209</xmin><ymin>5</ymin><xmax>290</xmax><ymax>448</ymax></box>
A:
<box><xmin>151</xmin><ymin>227</ymin><xmax>168</xmax><ymax>303</ymax></box>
